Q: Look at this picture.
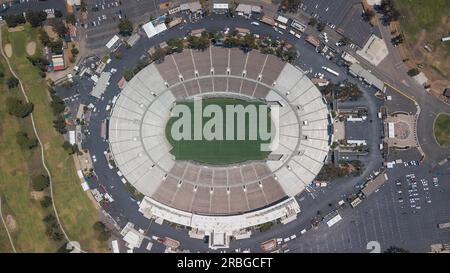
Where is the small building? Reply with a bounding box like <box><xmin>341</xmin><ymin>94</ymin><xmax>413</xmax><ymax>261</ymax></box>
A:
<box><xmin>90</xmin><ymin>72</ymin><xmax>111</xmax><ymax>99</ymax></box>
<box><xmin>44</xmin><ymin>8</ymin><xmax>55</xmax><ymax>19</ymax></box>
<box><xmin>260</xmin><ymin>15</ymin><xmax>275</xmax><ymax>26</ymax></box>
<box><xmin>180</xmin><ymin>1</ymin><xmax>202</xmax><ymax>13</ymax></box>
<box><xmin>52</xmin><ymin>54</ymin><xmax>65</xmax><ymax>71</ymax></box>
<box><xmin>236</xmin><ymin>4</ymin><xmax>252</xmax><ymax>17</ymax></box>
<box><xmin>349</xmin><ymin>63</ymin><xmax>384</xmax><ymax>90</ymax></box>
<box><xmin>167</xmin><ymin>17</ymin><xmax>183</xmax><ymax>28</ymax></box>
<box><xmin>291</xmin><ymin>19</ymin><xmax>307</xmax><ymax>33</ymax></box>
<box><xmin>159</xmin><ymin>41</ymin><xmax>168</xmax><ymax>49</ymax></box>
<box><xmin>213</xmin><ymin>3</ymin><xmax>229</xmax><ymax>14</ymax></box>
<box><xmin>235</xmin><ymin>27</ymin><xmax>250</xmax><ymax>36</ymax></box>
<box><xmin>191</xmin><ymin>28</ymin><xmax>206</xmax><ymax>37</ymax></box>
<box><xmin>275</xmin><ymin>15</ymin><xmax>289</xmax><ymax>26</ymax></box>
<box><xmin>361</xmin><ymin>173</ymin><xmax>388</xmax><ymax>197</ymax></box>
<box><xmin>251</xmin><ymin>5</ymin><xmax>262</xmax><ymax>14</ymax></box>
<box><xmin>341</xmin><ymin>51</ymin><xmax>359</xmax><ymax>65</ymax></box>
<box><xmin>126</xmin><ymin>33</ymin><xmax>140</xmax><ymax>47</ymax></box>
<box><xmin>168</xmin><ymin>5</ymin><xmax>181</xmax><ymax>15</ymax></box>
<box><xmin>68</xmin><ymin>25</ymin><xmax>77</xmax><ymax>39</ymax></box>
<box><xmin>234</xmin><ymin>4</ymin><xmax>261</xmax><ymax>16</ymax></box>
<box><xmin>142</xmin><ymin>21</ymin><xmax>167</xmax><ymax>39</ymax></box>
<box><xmin>305</xmin><ymin>35</ymin><xmax>320</xmax><ymax>48</ymax></box>
<box><xmin>105</xmin><ymin>35</ymin><xmax>120</xmax><ymax>50</ymax></box>
<box><xmin>120</xmin><ymin>222</ymin><xmax>144</xmax><ymax>250</ymax></box>
<box><xmin>69</xmin><ymin>130</ymin><xmax>76</xmax><ymax>145</ymax></box>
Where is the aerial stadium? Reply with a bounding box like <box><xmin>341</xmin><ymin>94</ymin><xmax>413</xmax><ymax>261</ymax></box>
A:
<box><xmin>108</xmin><ymin>47</ymin><xmax>332</xmax><ymax>248</ymax></box>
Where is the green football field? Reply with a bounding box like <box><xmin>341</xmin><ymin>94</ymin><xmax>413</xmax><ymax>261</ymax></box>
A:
<box><xmin>165</xmin><ymin>98</ymin><xmax>272</xmax><ymax>165</ymax></box>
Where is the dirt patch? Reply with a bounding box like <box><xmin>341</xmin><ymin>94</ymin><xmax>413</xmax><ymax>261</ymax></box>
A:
<box><xmin>5</xmin><ymin>215</ymin><xmax>17</xmax><ymax>232</ymax></box>
<box><xmin>43</xmin><ymin>25</ymin><xmax>59</xmax><ymax>40</ymax></box>
<box><xmin>7</xmin><ymin>26</ymin><xmax>24</xmax><ymax>33</ymax></box>
<box><xmin>26</xmin><ymin>42</ymin><xmax>36</xmax><ymax>56</ymax></box>
<box><xmin>30</xmin><ymin>191</ymin><xmax>45</xmax><ymax>201</ymax></box>
<box><xmin>393</xmin><ymin>16</ymin><xmax>450</xmax><ymax>97</ymax></box>
<box><xmin>4</xmin><ymin>43</ymin><xmax>12</xmax><ymax>58</ymax></box>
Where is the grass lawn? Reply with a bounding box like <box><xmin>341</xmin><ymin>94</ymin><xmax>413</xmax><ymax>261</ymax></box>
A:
<box><xmin>1</xmin><ymin>24</ymin><xmax>105</xmax><ymax>252</ymax></box>
<box><xmin>166</xmin><ymin>98</ymin><xmax>271</xmax><ymax>165</ymax></box>
<box><xmin>434</xmin><ymin>114</ymin><xmax>450</xmax><ymax>147</ymax></box>
<box><xmin>0</xmin><ymin>42</ymin><xmax>57</xmax><ymax>252</ymax></box>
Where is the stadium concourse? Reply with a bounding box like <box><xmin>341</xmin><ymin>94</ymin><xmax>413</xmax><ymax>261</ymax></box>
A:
<box><xmin>108</xmin><ymin>47</ymin><xmax>332</xmax><ymax>248</ymax></box>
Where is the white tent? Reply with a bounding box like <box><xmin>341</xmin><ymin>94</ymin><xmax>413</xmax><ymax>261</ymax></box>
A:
<box><xmin>142</xmin><ymin>22</ymin><xmax>168</xmax><ymax>38</ymax></box>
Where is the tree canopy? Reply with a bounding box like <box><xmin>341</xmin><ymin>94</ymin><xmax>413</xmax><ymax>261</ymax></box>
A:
<box><xmin>6</xmin><ymin>97</ymin><xmax>34</xmax><ymax>118</ymax></box>
<box><xmin>118</xmin><ymin>18</ymin><xmax>133</xmax><ymax>36</ymax></box>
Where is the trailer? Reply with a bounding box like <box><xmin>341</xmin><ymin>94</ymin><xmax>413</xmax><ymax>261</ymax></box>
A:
<box><xmin>322</xmin><ymin>66</ymin><xmax>339</xmax><ymax>77</ymax></box>
<box><xmin>438</xmin><ymin>223</ymin><xmax>450</xmax><ymax>229</ymax></box>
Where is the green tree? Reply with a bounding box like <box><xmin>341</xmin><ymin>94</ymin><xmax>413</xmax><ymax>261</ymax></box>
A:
<box><xmin>80</xmin><ymin>0</ymin><xmax>87</xmax><ymax>12</ymax></box>
<box><xmin>39</xmin><ymin>28</ymin><xmax>51</xmax><ymax>46</ymax></box>
<box><xmin>62</xmin><ymin>141</ymin><xmax>80</xmax><ymax>155</ymax></box>
<box><xmin>97</xmin><ymin>230</ymin><xmax>111</xmax><ymax>242</ymax></box>
<box><xmin>308</xmin><ymin>17</ymin><xmax>318</xmax><ymax>26</ymax></box>
<box><xmin>118</xmin><ymin>18</ymin><xmax>133</xmax><ymax>36</ymax></box>
<box><xmin>317</xmin><ymin>21</ymin><xmax>326</xmax><ymax>32</ymax></box>
<box><xmin>66</xmin><ymin>14</ymin><xmax>77</xmax><ymax>25</ymax></box>
<box><xmin>384</xmin><ymin>246</ymin><xmax>409</xmax><ymax>253</ymax></box>
<box><xmin>71</xmin><ymin>47</ymin><xmax>79</xmax><ymax>56</ymax></box>
<box><xmin>49</xmin><ymin>39</ymin><xmax>64</xmax><ymax>54</ymax></box>
<box><xmin>40</xmin><ymin>196</ymin><xmax>53</xmax><ymax>208</ymax></box>
<box><xmin>7</xmin><ymin>76</ymin><xmax>19</xmax><ymax>89</ymax></box>
<box><xmin>93</xmin><ymin>221</ymin><xmax>106</xmax><ymax>232</ymax></box>
<box><xmin>6</xmin><ymin>97</ymin><xmax>34</xmax><ymax>118</ymax></box>
<box><xmin>53</xmin><ymin>116</ymin><xmax>67</xmax><ymax>134</ymax></box>
<box><xmin>50</xmin><ymin>19</ymin><xmax>68</xmax><ymax>37</ymax></box>
<box><xmin>54</xmin><ymin>10</ymin><xmax>63</xmax><ymax>18</ymax></box>
<box><xmin>16</xmin><ymin>132</ymin><xmax>38</xmax><ymax>149</ymax></box>
<box><xmin>25</xmin><ymin>10</ymin><xmax>48</xmax><ymax>27</ymax></box>
<box><xmin>32</xmin><ymin>175</ymin><xmax>50</xmax><ymax>191</ymax></box>
<box><xmin>123</xmin><ymin>69</ymin><xmax>135</xmax><ymax>81</ymax></box>
<box><xmin>4</xmin><ymin>14</ymin><xmax>26</xmax><ymax>28</ymax></box>
<box><xmin>407</xmin><ymin>68</ymin><xmax>420</xmax><ymax>77</ymax></box>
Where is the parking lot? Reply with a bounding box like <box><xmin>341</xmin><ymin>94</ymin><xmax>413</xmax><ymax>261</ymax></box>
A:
<box><xmin>280</xmin><ymin>160</ymin><xmax>449</xmax><ymax>253</ymax></box>
<box><xmin>83</xmin><ymin>0</ymin><xmax>161</xmax><ymax>50</ymax></box>
<box><xmin>300</xmin><ymin>0</ymin><xmax>379</xmax><ymax>47</ymax></box>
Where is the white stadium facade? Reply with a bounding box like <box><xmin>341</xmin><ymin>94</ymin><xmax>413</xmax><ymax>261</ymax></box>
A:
<box><xmin>108</xmin><ymin>47</ymin><xmax>332</xmax><ymax>248</ymax></box>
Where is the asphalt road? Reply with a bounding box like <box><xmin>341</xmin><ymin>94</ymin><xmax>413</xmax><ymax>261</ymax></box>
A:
<box><xmin>55</xmin><ymin>13</ymin><xmax>450</xmax><ymax>253</ymax></box>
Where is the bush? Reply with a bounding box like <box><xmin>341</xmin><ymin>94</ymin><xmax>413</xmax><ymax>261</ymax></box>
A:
<box><xmin>40</xmin><ymin>196</ymin><xmax>53</xmax><ymax>208</ymax></box>
<box><xmin>27</xmin><ymin>55</ymin><xmax>50</xmax><ymax>72</ymax></box>
<box><xmin>66</xmin><ymin>14</ymin><xmax>76</xmax><ymax>25</ymax></box>
<box><xmin>6</xmin><ymin>97</ymin><xmax>34</xmax><ymax>118</ymax></box>
<box><xmin>317</xmin><ymin>21</ymin><xmax>326</xmax><ymax>32</ymax></box>
<box><xmin>32</xmin><ymin>175</ymin><xmax>50</xmax><ymax>191</ymax></box>
<box><xmin>123</xmin><ymin>69</ymin><xmax>134</xmax><ymax>81</ymax></box>
<box><xmin>53</xmin><ymin>116</ymin><xmax>67</xmax><ymax>134</ymax></box>
<box><xmin>7</xmin><ymin>76</ymin><xmax>19</xmax><ymax>89</ymax></box>
<box><xmin>43</xmin><ymin>214</ymin><xmax>64</xmax><ymax>241</ymax></box>
<box><xmin>97</xmin><ymin>230</ymin><xmax>111</xmax><ymax>242</ymax></box>
<box><xmin>407</xmin><ymin>68</ymin><xmax>420</xmax><ymax>77</ymax></box>
<box><xmin>26</xmin><ymin>10</ymin><xmax>47</xmax><ymax>27</ymax></box>
<box><xmin>71</xmin><ymin>47</ymin><xmax>79</xmax><ymax>56</ymax></box>
<box><xmin>93</xmin><ymin>221</ymin><xmax>106</xmax><ymax>232</ymax></box>
<box><xmin>62</xmin><ymin>141</ymin><xmax>79</xmax><ymax>155</ymax></box>
<box><xmin>16</xmin><ymin>132</ymin><xmax>38</xmax><ymax>149</ymax></box>
<box><xmin>4</xmin><ymin>14</ymin><xmax>26</xmax><ymax>28</ymax></box>
<box><xmin>50</xmin><ymin>94</ymin><xmax>66</xmax><ymax>115</ymax></box>
<box><xmin>118</xmin><ymin>18</ymin><xmax>133</xmax><ymax>36</ymax></box>
<box><xmin>308</xmin><ymin>17</ymin><xmax>318</xmax><ymax>26</ymax></box>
